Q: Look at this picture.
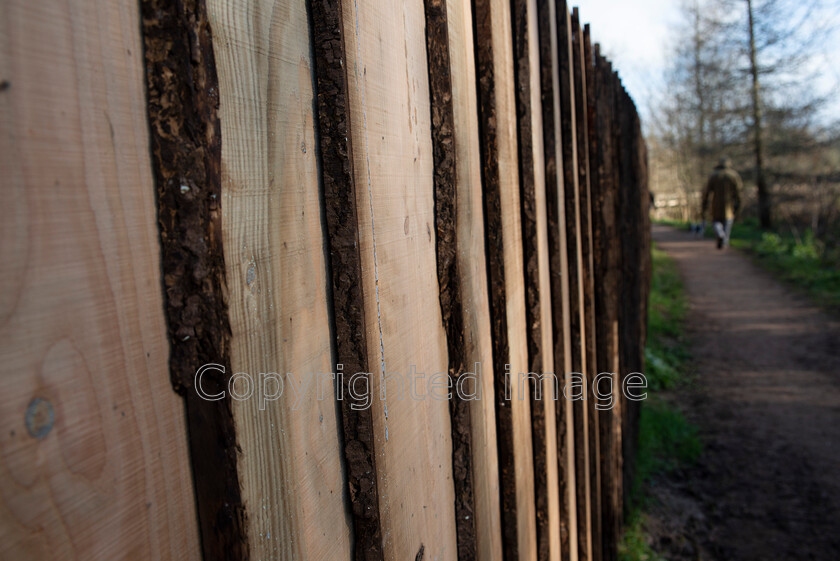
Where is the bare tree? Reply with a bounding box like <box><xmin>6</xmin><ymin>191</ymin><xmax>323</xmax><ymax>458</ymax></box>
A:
<box><xmin>747</xmin><ymin>0</ymin><xmax>770</xmax><ymax>227</ymax></box>
<box><xmin>650</xmin><ymin>0</ymin><xmax>840</xmax><ymax>227</ymax></box>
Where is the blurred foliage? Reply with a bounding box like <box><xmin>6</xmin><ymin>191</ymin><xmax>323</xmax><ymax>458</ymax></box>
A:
<box><xmin>620</xmin><ymin>245</ymin><xmax>702</xmax><ymax>561</ymax></box>
<box><xmin>732</xmin><ymin>219</ymin><xmax>840</xmax><ymax>311</ymax></box>
<box><xmin>646</xmin><ymin>246</ymin><xmax>691</xmax><ymax>391</ymax></box>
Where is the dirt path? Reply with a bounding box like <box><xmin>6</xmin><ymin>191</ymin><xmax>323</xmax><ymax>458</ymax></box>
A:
<box><xmin>644</xmin><ymin>224</ymin><xmax>840</xmax><ymax>561</ymax></box>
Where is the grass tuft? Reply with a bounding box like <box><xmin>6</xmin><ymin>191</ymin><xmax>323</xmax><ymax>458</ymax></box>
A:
<box><xmin>619</xmin><ymin>513</ymin><xmax>665</xmax><ymax>561</ymax></box>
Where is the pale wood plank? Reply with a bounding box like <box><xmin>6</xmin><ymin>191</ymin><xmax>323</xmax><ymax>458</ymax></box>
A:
<box><xmin>206</xmin><ymin>0</ymin><xmax>353</xmax><ymax>558</ymax></box>
<box><xmin>526</xmin><ymin>0</ymin><xmax>564</xmax><ymax>554</ymax></box>
<box><xmin>572</xmin><ymin>16</ymin><xmax>602</xmax><ymax>560</ymax></box>
<box><xmin>536</xmin><ymin>0</ymin><xmax>579</xmax><ymax>557</ymax></box>
<box><xmin>438</xmin><ymin>0</ymin><xmax>505</xmax><ymax>558</ymax></box>
<box><xmin>339</xmin><ymin>0</ymin><xmax>459</xmax><ymax>557</ymax></box>
<box><xmin>0</xmin><ymin>0</ymin><xmax>200</xmax><ymax>557</ymax></box>
<box><xmin>537</xmin><ymin>0</ymin><xmax>577</xmax><ymax>559</ymax></box>
<box><xmin>556</xmin><ymin>2</ymin><xmax>592</xmax><ymax>559</ymax></box>
<box><xmin>512</xmin><ymin>0</ymin><xmax>562</xmax><ymax>557</ymax></box>
<box><xmin>473</xmin><ymin>0</ymin><xmax>538</xmax><ymax>556</ymax></box>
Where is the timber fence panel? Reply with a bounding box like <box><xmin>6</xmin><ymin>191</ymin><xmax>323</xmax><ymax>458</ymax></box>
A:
<box><xmin>1</xmin><ymin>0</ymin><xmax>201</xmax><ymax>558</ymax></box>
<box><xmin>2</xmin><ymin>1</ymin><xmax>652</xmax><ymax>559</ymax></box>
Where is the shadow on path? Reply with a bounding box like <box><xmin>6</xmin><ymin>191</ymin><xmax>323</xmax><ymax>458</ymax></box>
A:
<box><xmin>645</xmin><ymin>224</ymin><xmax>840</xmax><ymax>561</ymax></box>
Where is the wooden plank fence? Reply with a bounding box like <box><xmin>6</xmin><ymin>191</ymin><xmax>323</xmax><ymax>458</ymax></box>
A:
<box><xmin>0</xmin><ymin>0</ymin><xmax>650</xmax><ymax>559</ymax></box>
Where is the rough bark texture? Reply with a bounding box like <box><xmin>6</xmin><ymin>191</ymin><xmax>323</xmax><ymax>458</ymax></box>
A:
<box><xmin>591</xmin><ymin>49</ymin><xmax>623</xmax><ymax>561</ymax></box>
<box><xmin>472</xmin><ymin>0</ymin><xmax>518</xmax><ymax>556</ymax></box>
<box><xmin>510</xmin><ymin>0</ymin><xmax>548</xmax><ymax>558</ymax></box>
<box><xmin>557</xmin><ymin>3</ymin><xmax>592</xmax><ymax>560</ymax></box>
<box><xmin>308</xmin><ymin>1</ymin><xmax>383</xmax><ymax>559</ymax></box>
<box><xmin>140</xmin><ymin>1</ymin><xmax>248</xmax><ymax>558</ymax></box>
<box><xmin>424</xmin><ymin>0</ymin><xmax>478</xmax><ymax>557</ymax></box>
<box><xmin>576</xmin><ymin>23</ymin><xmax>602</xmax><ymax>561</ymax></box>
<box><xmin>535</xmin><ymin>0</ymin><xmax>575</xmax><ymax>557</ymax></box>
<box><xmin>616</xmin><ymin>81</ymin><xmax>651</xmax><ymax>517</ymax></box>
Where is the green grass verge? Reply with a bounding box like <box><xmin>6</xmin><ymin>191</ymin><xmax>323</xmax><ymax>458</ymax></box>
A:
<box><xmin>619</xmin><ymin>515</ymin><xmax>665</xmax><ymax>561</ymax></box>
<box><xmin>619</xmin><ymin>244</ymin><xmax>701</xmax><ymax>561</ymax></box>
<box><xmin>730</xmin><ymin>218</ymin><xmax>840</xmax><ymax>312</ymax></box>
<box><xmin>650</xmin><ymin>218</ymin><xmax>691</xmax><ymax>231</ymax></box>
<box><xmin>645</xmin><ymin>246</ymin><xmax>690</xmax><ymax>391</ymax></box>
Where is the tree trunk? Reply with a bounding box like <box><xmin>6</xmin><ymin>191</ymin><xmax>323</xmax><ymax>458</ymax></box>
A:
<box><xmin>747</xmin><ymin>0</ymin><xmax>772</xmax><ymax>228</ymax></box>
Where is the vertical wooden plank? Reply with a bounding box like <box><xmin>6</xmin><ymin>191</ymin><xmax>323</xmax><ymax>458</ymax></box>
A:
<box><xmin>605</xmin><ymin>72</ymin><xmax>626</xmax><ymax>540</ymax></box>
<box><xmin>0</xmin><ymin>0</ymin><xmax>201</xmax><ymax>557</ymax></box>
<box><xmin>333</xmin><ymin>0</ymin><xmax>460</xmax><ymax>558</ymax></box>
<box><xmin>573</xmin><ymin>18</ymin><xmax>601</xmax><ymax>561</ymax></box>
<box><xmin>511</xmin><ymin>0</ymin><xmax>562</xmax><ymax>558</ymax></box>
<box><xmin>206</xmin><ymin>0</ymin><xmax>354</xmax><ymax>558</ymax></box>
<box><xmin>309</xmin><ymin>0</ymin><xmax>384</xmax><ymax>557</ymax></box>
<box><xmin>556</xmin><ymin>2</ymin><xmax>591</xmax><ymax>560</ymax></box>
<box><xmin>608</xmin><ymin>69</ymin><xmax>626</xmax><ymax>538</ymax></box>
<box><xmin>536</xmin><ymin>1</ymin><xmax>579</xmax><ymax>558</ymax></box>
<box><xmin>590</xmin><ymin>48</ymin><xmax>623</xmax><ymax>561</ymax></box>
<box><xmin>616</xmin><ymin>82</ymin><xmax>649</xmax><ymax>514</ymax></box>
<box><xmin>636</xmin><ymin>104</ymin><xmax>652</xmax><ymax>359</ymax></box>
<box><xmin>472</xmin><ymin>0</ymin><xmax>538</xmax><ymax>556</ymax></box>
<box><xmin>616</xmin><ymin>81</ymin><xmax>646</xmax><ymax>512</ymax></box>
<box><xmin>146</xmin><ymin>0</ymin><xmax>356</xmax><ymax>557</ymax></box>
<box><xmin>424</xmin><ymin>0</ymin><xmax>477</xmax><ymax>557</ymax></box>
<box><xmin>447</xmin><ymin>0</ymin><xmax>508</xmax><ymax>554</ymax></box>
<box><xmin>432</xmin><ymin>0</ymin><xmax>506</xmax><ymax>558</ymax></box>
<box><xmin>142</xmin><ymin>0</ymin><xmax>245</xmax><ymax>556</ymax></box>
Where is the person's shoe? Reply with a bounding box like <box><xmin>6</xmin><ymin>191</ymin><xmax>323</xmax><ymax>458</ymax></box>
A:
<box><xmin>717</xmin><ymin>237</ymin><xmax>724</xmax><ymax>249</ymax></box>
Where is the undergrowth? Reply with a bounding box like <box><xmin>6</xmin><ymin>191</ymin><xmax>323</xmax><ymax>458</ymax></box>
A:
<box><xmin>619</xmin><ymin>244</ymin><xmax>701</xmax><ymax>561</ymax></box>
<box><xmin>730</xmin><ymin>219</ymin><xmax>840</xmax><ymax>312</ymax></box>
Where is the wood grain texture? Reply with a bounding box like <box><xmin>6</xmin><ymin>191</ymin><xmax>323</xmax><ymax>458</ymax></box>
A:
<box><xmin>308</xmin><ymin>0</ymin><xmax>383</xmax><ymax>556</ymax></box>
<box><xmin>556</xmin><ymin>2</ymin><xmax>592</xmax><ymax>559</ymax></box>
<box><xmin>472</xmin><ymin>0</ymin><xmax>538</xmax><ymax>556</ymax></box>
<box><xmin>424</xmin><ymin>0</ymin><xmax>481</xmax><ymax>556</ymax></box>
<box><xmin>511</xmin><ymin>0</ymin><xmax>561</xmax><ymax>558</ymax></box>
<box><xmin>0</xmin><ymin>0</ymin><xmax>200</xmax><ymax>558</ymax></box>
<box><xmin>142</xmin><ymin>0</ymin><xmax>246</xmax><ymax>555</ymax></box>
<box><xmin>206</xmin><ymin>0</ymin><xmax>354</xmax><ymax>558</ymax></box>
<box><xmin>339</xmin><ymin>0</ymin><xmax>459</xmax><ymax>558</ymax></box>
<box><xmin>572</xmin><ymin>17</ymin><xmax>601</xmax><ymax>561</ymax></box>
<box><xmin>536</xmin><ymin>0</ymin><xmax>578</xmax><ymax>558</ymax></box>
<box><xmin>442</xmin><ymin>0</ymin><xmax>505</xmax><ymax>558</ymax></box>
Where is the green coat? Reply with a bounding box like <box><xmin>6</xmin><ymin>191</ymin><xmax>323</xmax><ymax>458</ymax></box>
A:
<box><xmin>702</xmin><ymin>165</ymin><xmax>742</xmax><ymax>222</ymax></box>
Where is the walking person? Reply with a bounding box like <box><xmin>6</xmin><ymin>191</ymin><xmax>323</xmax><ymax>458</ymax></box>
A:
<box><xmin>702</xmin><ymin>157</ymin><xmax>743</xmax><ymax>249</ymax></box>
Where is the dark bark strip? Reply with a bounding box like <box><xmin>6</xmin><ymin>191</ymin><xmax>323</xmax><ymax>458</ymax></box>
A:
<box><xmin>471</xmin><ymin>0</ymin><xmax>518</xmax><ymax>557</ymax></box>
<box><xmin>141</xmin><ymin>1</ymin><xmax>247</xmax><ymax>558</ymax></box>
<box><xmin>535</xmin><ymin>0</ymin><xmax>574</xmax><ymax>558</ymax></box>
<box><xmin>422</xmin><ymin>0</ymin><xmax>478</xmax><ymax>558</ymax></box>
<box><xmin>557</xmin><ymin>3</ymin><xmax>592</xmax><ymax>560</ymax></box>
<box><xmin>617</xmin><ymin>82</ymin><xmax>649</xmax><ymax>517</ymax></box>
<box><xmin>590</xmin><ymin>47</ymin><xmax>623</xmax><ymax>561</ymax></box>
<box><xmin>574</xmin><ymin>19</ymin><xmax>602</xmax><ymax>561</ymax></box>
<box><xmin>308</xmin><ymin>1</ymin><xmax>383</xmax><ymax>559</ymax></box>
<box><xmin>510</xmin><ymin>0</ymin><xmax>548</xmax><ymax>558</ymax></box>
